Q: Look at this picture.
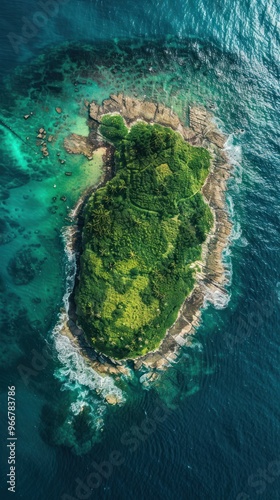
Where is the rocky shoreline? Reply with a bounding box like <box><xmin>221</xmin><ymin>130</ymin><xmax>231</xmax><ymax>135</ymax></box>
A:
<box><xmin>61</xmin><ymin>94</ymin><xmax>232</xmax><ymax>380</ymax></box>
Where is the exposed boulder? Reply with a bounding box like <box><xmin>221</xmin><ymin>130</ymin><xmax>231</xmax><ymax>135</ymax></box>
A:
<box><xmin>102</xmin><ymin>97</ymin><xmax>122</xmax><ymax>115</ymax></box>
<box><xmin>154</xmin><ymin>104</ymin><xmax>180</xmax><ymax>129</ymax></box>
<box><xmin>105</xmin><ymin>394</ymin><xmax>121</xmax><ymax>405</ymax></box>
<box><xmin>205</xmin><ymin>129</ymin><xmax>225</xmax><ymax>149</ymax></box>
<box><xmin>64</xmin><ymin>133</ymin><xmax>94</xmax><ymax>158</ymax></box>
<box><xmin>89</xmin><ymin>102</ymin><xmax>101</xmax><ymax>122</ymax></box>
<box><xmin>189</xmin><ymin>106</ymin><xmax>208</xmax><ymax>133</ymax></box>
<box><xmin>139</xmin><ymin>101</ymin><xmax>157</xmax><ymax>121</ymax></box>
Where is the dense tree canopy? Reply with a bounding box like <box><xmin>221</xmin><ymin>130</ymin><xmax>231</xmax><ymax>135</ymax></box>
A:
<box><xmin>75</xmin><ymin>116</ymin><xmax>213</xmax><ymax>359</ymax></box>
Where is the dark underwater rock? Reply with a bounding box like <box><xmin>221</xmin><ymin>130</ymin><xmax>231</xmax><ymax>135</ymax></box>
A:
<box><xmin>0</xmin><ymin>218</ymin><xmax>19</xmax><ymax>245</ymax></box>
<box><xmin>7</xmin><ymin>245</ymin><xmax>46</xmax><ymax>286</ymax></box>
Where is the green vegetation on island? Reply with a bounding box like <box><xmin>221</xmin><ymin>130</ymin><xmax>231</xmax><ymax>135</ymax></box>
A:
<box><xmin>75</xmin><ymin>115</ymin><xmax>213</xmax><ymax>359</ymax></box>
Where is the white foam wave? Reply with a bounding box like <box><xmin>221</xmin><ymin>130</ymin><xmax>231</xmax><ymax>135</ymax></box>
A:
<box><xmin>216</xmin><ymin>135</ymin><xmax>246</xmax><ymax>297</ymax></box>
<box><xmin>222</xmin><ymin>245</ymin><xmax>233</xmax><ymax>285</ymax></box>
<box><xmin>54</xmin><ymin>332</ymin><xmax>125</xmax><ymax>404</ymax></box>
<box><xmin>224</xmin><ymin>134</ymin><xmax>243</xmax><ymax>187</ymax></box>
<box><xmin>230</xmin><ymin>221</ymin><xmax>248</xmax><ymax>248</ymax></box>
<box><xmin>203</xmin><ymin>287</ymin><xmax>230</xmax><ymax>309</ymax></box>
<box><xmin>69</xmin><ymin>197</ymin><xmax>85</xmax><ymax>220</ymax></box>
<box><xmin>224</xmin><ymin>134</ymin><xmax>242</xmax><ymax>165</ymax></box>
<box><xmin>212</xmin><ymin>116</ymin><xmax>226</xmax><ymax>131</ymax></box>
<box><xmin>231</xmin><ymin>221</ymin><xmax>242</xmax><ymax>241</ymax></box>
<box><xmin>61</xmin><ymin>226</ymin><xmax>78</xmax><ymax>312</ymax></box>
<box><xmin>227</xmin><ymin>193</ymin><xmax>235</xmax><ymax>219</ymax></box>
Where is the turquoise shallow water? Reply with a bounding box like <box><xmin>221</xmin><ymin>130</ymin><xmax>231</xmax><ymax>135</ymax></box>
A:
<box><xmin>0</xmin><ymin>1</ymin><xmax>280</xmax><ymax>499</ymax></box>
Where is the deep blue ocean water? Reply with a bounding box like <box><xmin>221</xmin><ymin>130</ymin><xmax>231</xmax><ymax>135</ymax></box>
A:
<box><xmin>0</xmin><ymin>1</ymin><xmax>279</xmax><ymax>499</ymax></box>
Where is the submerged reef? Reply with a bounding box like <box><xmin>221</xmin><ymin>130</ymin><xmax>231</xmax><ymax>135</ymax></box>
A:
<box><xmin>7</xmin><ymin>244</ymin><xmax>46</xmax><ymax>286</ymax></box>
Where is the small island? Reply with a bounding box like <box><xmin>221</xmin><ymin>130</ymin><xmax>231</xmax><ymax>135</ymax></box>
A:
<box><xmin>64</xmin><ymin>94</ymin><xmax>232</xmax><ymax>374</ymax></box>
<box><xmin>75</xmin><ymin>116</ymin><xmax>213</xmax><ymax>359</ymax></box>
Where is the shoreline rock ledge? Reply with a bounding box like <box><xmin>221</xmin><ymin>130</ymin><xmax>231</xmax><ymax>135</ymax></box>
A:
<box><xmin>63</xmin><ymin>93</ymin><xmax>232</xmax><ymax>380</ymax></box>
